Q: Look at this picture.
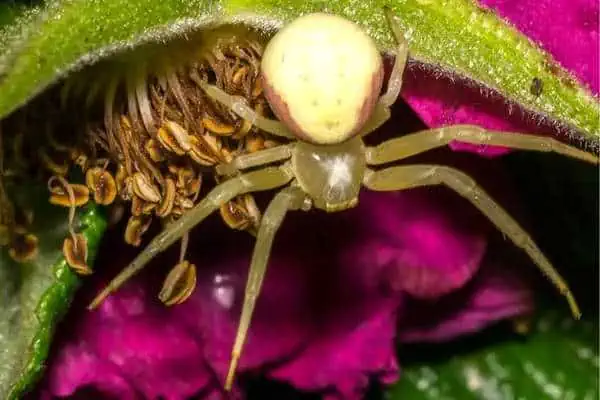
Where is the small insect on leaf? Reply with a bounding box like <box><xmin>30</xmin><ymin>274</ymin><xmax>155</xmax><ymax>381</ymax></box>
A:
<box><xmin>85</xmin><ymin>167</ymin><xmax>117</xmax><ymax>205</ymax></box>
<box><xmin>158</xmin><ymin>260</ymin><xmax>197</xmax><ymax>306</ymax></box>
<box><xmin>62</xmin><ymin>233</ymin><xmax>91</xmax><ymax>275</ymax></box>
<box><xmin>530</xmin><ymin>77</ymin><xmax>544</xmax><ymax>97</ymax></box>
<box><xmin>8</xmin><ymin>227</ymin><xmax>39</xmax><ymax>263</ymax></box>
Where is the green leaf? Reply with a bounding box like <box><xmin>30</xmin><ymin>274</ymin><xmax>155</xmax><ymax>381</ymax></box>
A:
<box><xmin>385</xmin><ymin>0</ymin><xmax>600</xmax><ymax>140</ymax></box>
<box><xmin>0</xmin><ymin>1</ymin><xmax>44</xmax><ymax>63</ymax></box>
<box><xmin>0</xmin><ymin>0</ymin><xmax>598</xmax><ymax>141</ymax></box>
<box><xmin>0</xmin><ymin>184</ymin><xmax>107</xmax><ymax>399</ymax></box>
<box><xmin>388</xmin><ymin>312</ymin><xmax>599</xmax><ymax>399</ymax></box>
<box><xmin>0</xmin><ymin>0</ymin><xmax>213</xmax><ymax>118</ymax></box>
<box><xmin>0</xmin><ymin>2</ymin><xmax>27</xmax><ymax>29</ymax></box>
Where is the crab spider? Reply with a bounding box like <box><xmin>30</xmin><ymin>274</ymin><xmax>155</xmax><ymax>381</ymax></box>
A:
<box><xmin>89</xmin><ymin>9</ymin><xmax>599</xmax><ymax>390</ymax></box>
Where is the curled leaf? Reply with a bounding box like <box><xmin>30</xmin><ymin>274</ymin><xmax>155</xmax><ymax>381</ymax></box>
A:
<box><xmin>0</xmin><ymin>184</ymin><xmax>107</xmax><ymax>399</ymax></box>
<box><xmin>0</xmin><ymin>0</ymin><xmax>597</xmax><ymax>148</ymax></box>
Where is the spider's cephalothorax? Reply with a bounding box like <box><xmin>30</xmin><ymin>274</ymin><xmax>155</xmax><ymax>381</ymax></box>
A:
<box><xmin>292</xmin><ymin>138</ymin><xmax>366</xmax><ymax>211</ymax></box>
<box><xmin>89</xmin><ymin>9</ymin><xmax>599</xmax><ymax>390</ymax></box>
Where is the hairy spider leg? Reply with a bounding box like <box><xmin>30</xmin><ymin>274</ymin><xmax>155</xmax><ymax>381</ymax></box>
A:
<box><xmin>88</xmin><ymin>166</ymin><xmax>293</xmax><ymax>309</ymax></box>
<box><xmin>225</xmin><ymin>186</ymin><xmax>307</xmax><ymax>390</ymax></box>
<box><xmin>380</xmin><ymin>6</ymin><xmax>410</xmax><ymax>108</ymax></box>
<box><xmin>363</xmin><ymin>164</ymin><xmax>582</xmax><ymax>318</ymax></box>
<box><xmin>216</xmin><ymin>145</ymin><xmax>294</xmax><ymax>176</ymax></box>
<box><xmin>354</xmin><ymin>5</ymin><xmax>410</xmax><ymax>137</ymax></box>
<box><xmin>190</xmin><ymin>72</ymin><xmax>295</xmax><ymax>139</ymax></box>
<box><xmin>365</xmin><ymin>125</ymin><xmax>600</xmax><ymax>165</ymax></box>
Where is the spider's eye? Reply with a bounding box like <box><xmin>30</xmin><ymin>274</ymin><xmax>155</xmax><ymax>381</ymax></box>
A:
<box><xmin>261</xmin><ymin>13</ymin><xmax>384</xmax><ymax>145</ymax></box>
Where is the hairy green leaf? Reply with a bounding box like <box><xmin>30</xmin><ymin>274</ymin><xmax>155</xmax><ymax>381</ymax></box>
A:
<box><xmin>0</xmin><ymin>0</ymin><xmax>597</xmax><ymax>142</ymax></box>
<box><xmin>0</xmin><ymin>2</ymin><xmax>26</xmax><ymax>29</ymax></box>
<box><xmin>0</xmin><ymin>184</ymin><xmax>107</xmax><ymax>399</ymax></box>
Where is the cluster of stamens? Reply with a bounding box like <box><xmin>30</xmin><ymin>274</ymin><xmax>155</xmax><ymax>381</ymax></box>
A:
<box><xmin>0</xmin><ymin>34</ymin><xmax>277</xmax><ymax>305</ymax></box>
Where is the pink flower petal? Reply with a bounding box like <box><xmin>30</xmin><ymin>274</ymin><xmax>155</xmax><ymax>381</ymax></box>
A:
<box><xmin>399</xmin><ymin>249</ymin><xmax>535</xmax><ymax>343</ymax></box>
<box><xmin>269</xmin><ymin>299</ymin><xmax>400</xmax><ymax>400</ymax></box>
<box><xmin>359</xmin><ymin>189</ymin><xmax>487</xmax><ymax>298</ymax></box>
<box><xmin>42</xmin><ymin>278</ymin><xmax>215</xmax><ymax>400</ymax></box>
<box><xmin>41</xmin><ymin>171</ymin><xmax>501</xmax><ymax>399</ymax></box>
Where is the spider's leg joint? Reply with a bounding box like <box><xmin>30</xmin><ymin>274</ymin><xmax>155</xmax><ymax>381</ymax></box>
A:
<box><xmin>232</xmin><ymin>99</ymin><xmax>257</xmax><ymax>125</ymax></box>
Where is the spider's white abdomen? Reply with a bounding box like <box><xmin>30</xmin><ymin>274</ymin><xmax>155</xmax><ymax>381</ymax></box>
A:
<box><xmin>261</xmin><ymin>13</ymin><xmax>383</xmax><ymax>145</ymax></box>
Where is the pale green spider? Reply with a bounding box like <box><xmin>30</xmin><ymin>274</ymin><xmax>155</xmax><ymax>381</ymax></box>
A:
<box><xmin>89</xmin><ymin>8</ymin><xmax>599</xmax><ymax>390</ymax></box>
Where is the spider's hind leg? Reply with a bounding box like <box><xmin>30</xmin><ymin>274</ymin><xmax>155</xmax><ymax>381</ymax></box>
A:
<box><xmin>364</xmin><ymin>164</ymin><xmax>581</xmax><ymax>319</ymax></box>
<box><xmin>225</xmin><ymin>185</ymin><xmax>307</xmax><ymax>390</ymax></box>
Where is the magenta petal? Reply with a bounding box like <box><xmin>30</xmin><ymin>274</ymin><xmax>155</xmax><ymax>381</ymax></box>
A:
<box><xmin>399</xmin><ymin>253</ymin><xmax>534</xmax><ymax>343</ymax></box>
<box><xmin>41</xmin><ymin>254</ymin><xmax>215</xmax><ymax>400</ymax></box>
<box><xmin>402</xmin><ymin>0</ymin><xmax>599</xmax><ymax>156</ymax></box>
<box><xmin>358</xmin><ymin>189</ymin><xmax>487</xmax><ymax>299</ymax></box>
<box><xmin>43</xmin><ymin>343</ymin><xmax>137</xmax><ymax>400</ymax></box>
<box><xmin>41</xmin><ymin>175</ymin><xmax>515</xmax><ymax>398</ymax></box>
<box><xmin>172</xmin><ymin>208</ymin><xmax>402</xmax><ymax>394</ymax></box>
<box><xmin>269</xmin><ymin>299</ymin><xmax>400</xmax><ymax>400</ymax></box>
<box><xmin>169</xmin><ymin>237</ymin><xmax>313</xmax><ymax>380</ymax></box>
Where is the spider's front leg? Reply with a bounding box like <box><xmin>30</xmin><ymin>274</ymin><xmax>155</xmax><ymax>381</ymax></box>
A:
<box><xmin>216</xmin><ymin>144</ymin><xmax>294</xmax><ymax>176</ymax></box>
<box><xmin>191</xmin><ymin>73</ymin><xmax>295</xmax><ymax>139</ymax></box>
<box><xmin>358</xmin><ymin>7</ymin><xmax>411</xmax><ymax>138</ymax></box>
<box><xmin>379</xmin><ymin>6</ymin><xmax>410</xmax><ymax>108</ymax></box>
<box><xmin>225</xmin><ymin>185</ymin><xmax>308</xmax><ymax>390</ymax></box>
<box><xmin>366</xmin><ymin>125</ymin><xmax>599</xmax><ymax>165</ymax></box>
<box><xmin>363</xmin><ymin>164</ymin><xmax>581</xmax><ymax>318</ymax></box>
<box><xmin>88</xmin><ymin>165</ymin><xmax>294</xmax><ymax>309</ymax></box>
